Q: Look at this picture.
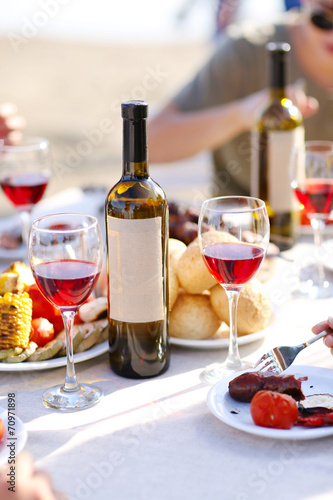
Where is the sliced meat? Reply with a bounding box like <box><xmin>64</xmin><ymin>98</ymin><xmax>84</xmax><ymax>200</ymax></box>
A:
<box><xmin>228</xmin><ymin>371</ymin><xmax>306</xmax><ymax>403</ymax></box>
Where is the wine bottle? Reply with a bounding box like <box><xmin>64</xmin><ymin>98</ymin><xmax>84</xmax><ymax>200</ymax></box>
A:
<box><xmin>251</xmin><ymin>42</ymin><xmax>304</xmax><ymax>250</ymax></box>
<box><xmin>105</xmin><ymin>100</ymin><xmax>170</xmax><ymax>379</ymax></box>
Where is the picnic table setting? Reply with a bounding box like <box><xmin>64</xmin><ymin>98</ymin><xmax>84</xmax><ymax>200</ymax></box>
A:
<box><xmin>0</xmin><ymin>108</ymin><xmax>333</xmax><ymax>500</ymax></box>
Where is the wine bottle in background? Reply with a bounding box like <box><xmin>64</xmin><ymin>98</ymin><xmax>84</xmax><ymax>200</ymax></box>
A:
<box><xmin>105</xmin><ymin>100</ymin><xmax>170</xmax><ymax>379</ymax></box>
<box><xmin>251</xmin><ymin>42</ymin><xmax>304</xmax><ymax>250</ymax></box>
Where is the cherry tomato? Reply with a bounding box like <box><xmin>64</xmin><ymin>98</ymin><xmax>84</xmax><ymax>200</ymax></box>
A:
<box><xmin>250</xmin><ymin>390</ymin><xmax>298</xmax><ymax>430</ymax></box>
<box><xmin>49</xmin><ymin>315</ymin><xmax>64</xmax><ymax>335</ymax></box>
<box><xmin>30</xmin><ymin>318</ymin><xmax>55</xmax><ymax>347</ymax></box>
<box><xmin>0</xmin><ymin>418</ymin><xmax>4</xmax><ymax>441</ymax></box>
<box><xmin>28</xmin><ymin>284</ymin><xmax>60</xmax><ymax>320</ymax></box>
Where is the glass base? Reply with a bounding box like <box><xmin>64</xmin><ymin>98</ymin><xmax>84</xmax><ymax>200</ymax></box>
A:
<box><xmin>200</xmin><ymin>359</ymin><xmax>253</xmax><ymax>385</ymax></box>
<box><xmin>42</xmin><ymin>383</ymin><xmax>103</xmax><ymax>411</ymax></box>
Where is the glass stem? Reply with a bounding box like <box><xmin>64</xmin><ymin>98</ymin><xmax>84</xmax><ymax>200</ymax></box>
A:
<box><xmin>19</xmin><ymin>210</ymin><xmax>31</xmax><ymax>248</ymax></box>
<box><xmin>61</xmin><ymin>310</ymin><xmax>79</xmax><ymax>392</ymax></box>
<box><xmin>310</xmin><ymin>218</ymin><xmax>325</xmax><ymax>286</ymax></box>
<box><xmin>225</xmin><ymin>289</ymin><xmax>242</xmax><ymax>369</ymax></box>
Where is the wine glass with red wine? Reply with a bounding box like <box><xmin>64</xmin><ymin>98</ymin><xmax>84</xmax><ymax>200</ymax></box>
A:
<box><xmin>290</xmin><ymin>141</ymin><xmax>333</xmax><ymax>299</ymax></box>
<box><xmin>198</xmin><ymin>196</ymin><xmax>270</xmax><ymax>383</ymax></box>
<box><xmin>29</xmin><ymin>213</ymin><xmax>104</xmax><ymax>411</ymax></box>
<box><xmin>0</xmin><ymin>137</ymin><xmax>52</xmax><ymax>248</ymax></box>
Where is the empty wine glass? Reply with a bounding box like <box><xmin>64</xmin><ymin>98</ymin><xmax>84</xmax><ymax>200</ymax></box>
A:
<box><xmin>29</xmin><ymin>213</ymin><xmax>104</xmax><ymax>411</ymax></box>
<box><xmin>290</xmin><ymin>141</ymin><xmax>333</xmax><ymax>299</ymax></box>
<box><xmin>0</xmin><ymin>137</ymin><xmax>52</xmax><ymax>248</ymax></box>
<box><xmin>198</xmin><ymin>196</ymin><xmax>270</xmax><ymax>383</ymax></box>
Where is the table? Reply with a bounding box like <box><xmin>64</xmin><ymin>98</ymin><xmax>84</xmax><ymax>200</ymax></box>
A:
<box><xmin>1</xmin><ymin>202</ymin><xmax>333</xmax><ymax>500</ymax></box>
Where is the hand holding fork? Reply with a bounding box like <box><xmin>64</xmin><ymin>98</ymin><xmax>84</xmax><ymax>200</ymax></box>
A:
<box><xmin>254</xmin><ymin>324</ymin><xmax>332</xmax><ymax>374</ymax></box>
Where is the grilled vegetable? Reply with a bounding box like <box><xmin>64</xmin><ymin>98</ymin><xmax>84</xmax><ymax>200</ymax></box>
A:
<box><xmin>0</xmin><ymin>292</ymin><xmax>33</xmax><ymax>350</ymax></box>
<box><xmin>27</xmin><ymin>336</ymin><xmax>63</xmax><ymax>362</ymax></box>
<box><xmin>2</xmin><ymin>341</ymin><xmax>37</xmax><ymax>363</ymax></box>
<box><xmin>4</xmin><ymin>261</ymin><xmax>34</xmax><ymax>288</ymax></box>
<box><xmin>0</xmin><ymin>272</ymin><xmax>26</xmax><ymax>295</ymax></box>
<box><xmin>78</xmin><ymin>297</ymin><xmax>107</xmax><ymax>323</ymax></box>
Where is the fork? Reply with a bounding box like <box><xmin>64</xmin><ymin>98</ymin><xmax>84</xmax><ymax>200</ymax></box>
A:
<box><xmin>253</xmin><ymin>329</ymin><xmax>330</xmax><ymax>374</ymax></box>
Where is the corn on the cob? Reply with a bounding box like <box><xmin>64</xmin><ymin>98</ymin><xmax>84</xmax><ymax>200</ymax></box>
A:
<box><xmin>4</xmin><ymin>261</ymin><xmax>35</xmax><ymax>290</ymax></box>
<box><xmin>0</xmin><ymin>272</ymin><xmax>25</xmax><ymax>295</ymax></box>
<box><xmin>0</xmin><ymin>292</ymin><xmax>32</xmax><ymax>349</ymax></box>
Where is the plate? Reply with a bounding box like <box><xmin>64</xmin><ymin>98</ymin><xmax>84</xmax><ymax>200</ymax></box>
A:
<box><xmin>0</xmin><ymin>341</ymin><xmax>108</xmax><ymax>372</ymax></box>
<box><xmin>170</xmin><ymin>327</ymin><xmax>268</xmax><ymax>350</ymax></box>
<box><xmin>207</xmin><ymin>365</ymin><xmax>333</xmax><ymax>440</ymax></box>
<box><xmin>0</xmin><ymin>407</ymin><xmax>28</xmax><ymax>466</ymax></box>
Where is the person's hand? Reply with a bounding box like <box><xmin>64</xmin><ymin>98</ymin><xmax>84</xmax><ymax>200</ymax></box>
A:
<box><xmin>286</xmin><ymin>80</ymin><xmax>319</xmax><ymax>120</ymax></box>
<box><xmin>240</xmin><ymin>81</ymin><xmax>319</xmax><ymax>131</ymax></box>
<box><xmin>0</xmin><ymin>102</ymin><xmax>26</xmax><ymax>143</ymax></box>
<box><xmin>0</xmin><ymin>452</ymin><xmax>66</xmax><ymax>500</ymax></box>
<box><xmin>311</xmin><ymin>317</ymin><xmax>333</xmax><ymax>355</ymax></box>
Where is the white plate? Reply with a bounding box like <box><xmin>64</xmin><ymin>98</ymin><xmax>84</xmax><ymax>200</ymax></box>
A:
<box><xmin>207</xmin><ymin>365</ymin><xmax>333</xmax><ymax>440</ymax></box>
<box><xmin>170</xmin><ymin>327</ymin><xmax>267</xmax><ymax>350</ymax></box>
<box><xmin>0</xmin><ymin>341</ymin><xmax>108</xmax><ymax>372</ymax></box>
<box><xmin>0</xmin><ymin>407</ymin><xmax>28</xmax><ymax>466</ymax></box>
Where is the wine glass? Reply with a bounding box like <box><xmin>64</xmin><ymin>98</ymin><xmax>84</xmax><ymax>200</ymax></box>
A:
<box><xmin>290</xmin><ymin>141</ymin><xmax>333</xmax><ymax>299</ymax></box>
<box><xmin>29</xmin><ymin>213</ymin><xmax>104</xmax><ymax>411</ymax></box>
<box><xmin>198</xmin><ymin>196</ymin><xmax>270</xmax><ymax>384</ymax></box>
<box><xmin>0</xmin><ymin>137</ymin><xmax>52</xmax><ymax>247</ymax></box>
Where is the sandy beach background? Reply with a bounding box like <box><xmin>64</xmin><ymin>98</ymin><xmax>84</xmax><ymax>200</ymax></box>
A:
<box><xmin>0</xmin><ymin>0</ymin><xmax>284</xmax><ymax>218</ymax></box>
<box><xmin>0</xmin><ymin>36</ymin><xmax>213</xmax><ymax>217</ymax></box>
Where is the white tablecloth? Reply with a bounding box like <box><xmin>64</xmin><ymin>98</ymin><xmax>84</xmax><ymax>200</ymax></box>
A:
<box><xmin>0</xmin><ymin>196</ymin><xmax>333</xmax><ymax>500</ymax></box>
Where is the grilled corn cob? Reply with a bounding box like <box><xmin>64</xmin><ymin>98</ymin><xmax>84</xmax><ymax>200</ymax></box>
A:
<box><xmin>0</xmin><ymin>292</ymin><xmax>33</xmax><ymax>349</ymax></box>
<box><xmin>4</xmin><ymin>261</ymin><xmax>35</xmax><ymax>290</ymax></box>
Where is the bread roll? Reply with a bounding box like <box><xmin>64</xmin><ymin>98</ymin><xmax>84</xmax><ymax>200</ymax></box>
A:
<box><xmin>169</xmin><ymin>292</ymin><xmax>221</xmax><ymax>340</ymax></box>
<box><xmin>175</xmin><ymin>231</ymin><xmax>238</xmax><ymax>294</ymax></box>
<box><xmin>168</xmin><ymin>238</ymin><xmax>187</xmax><ymax>271</ymax></box>
<box><xmin>210</xmin><ymin>279</ymin><xmax>272</xmax><ymax>335</ymax></box>
<box><xmin>169</xmin><ymin>266</ymin><xmax>179</xmax><ymax>310</ymax></box>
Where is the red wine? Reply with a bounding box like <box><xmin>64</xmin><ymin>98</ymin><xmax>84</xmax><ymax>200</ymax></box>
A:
<box><xmin>293</xmin><ymin>179</ymin><xmax>333</xmax><ymax>217</ymax></box>
<box><xmin>34</xmin><ymin>259</ymin><xmax>99</xmax><ymax>309</ymax></box>
<box><xmin>203</xmin><ymin>242</ymin><xmax>265</xmax><ymax>287</ymax></box>
<box><xmin>0</xmin><ymin>173</ymin><xmax>48</xmax><ymax>207</ymax></box>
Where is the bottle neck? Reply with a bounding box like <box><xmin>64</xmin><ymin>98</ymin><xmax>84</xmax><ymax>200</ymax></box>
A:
<box><xmin>122</xmin><ymin>118</ymin><xmax>148</xmax><ymax>178</ymax></box>
<box><xmin>269</xmin><ymin>56</ymin><xmax>287</xmax><ymax>100</ymax></box>
<box><xmin>269</xmin><ymin>87</ymin><xmax>287</xmax><ymax>100</ymax></box>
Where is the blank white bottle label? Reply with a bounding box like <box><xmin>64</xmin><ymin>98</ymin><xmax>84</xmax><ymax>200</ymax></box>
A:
<box><xmin>268</xmin><ymin>127</ymin><xmax>304</xmax><ymax>212</ymax></box>
<box><xmin>107</xmin><ymin>216</ymin><xmax>164</xmax><ymax>323</ymax></box>
<box><xmin>251</xmin><ymin>127</ymin><xmax>304</xmax><ymax>212</ymax></box>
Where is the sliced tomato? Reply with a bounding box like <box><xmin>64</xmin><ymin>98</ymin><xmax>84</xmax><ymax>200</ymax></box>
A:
<box><xmin>49</xmin><ymin>315</ymin><xmax>64</xmax><ymax>335</ymax></box>
<box><xmin>27</xmin><ymin>284</ymin><xmax>60</xmax><ymax>320</ymax></box>
<box><xmin>0</xmin><ymin>418</ymin><xmax>4</xmax><ymax>441</ymax></box>
<box><xmin>250</xmin><ymin>390</ymin><xmax>298</xmax><ymax>430</ymax></box>
<box><xmin>30</xmin><ymin>318</ymin><xmax>55</xmax><ymax>347</ymax></box>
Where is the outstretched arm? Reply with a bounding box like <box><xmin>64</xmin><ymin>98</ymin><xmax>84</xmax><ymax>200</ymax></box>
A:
<box><xmin>148</xmin><ymin>86</ymin><xmax>318</xmax><ymax>163</ymax></box>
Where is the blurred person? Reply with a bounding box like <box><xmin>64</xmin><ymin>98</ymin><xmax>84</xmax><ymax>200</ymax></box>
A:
<box><xmin>0</xmin><ymin>452</ymin><xmax>66</xmax><ymax>500</ymax></box>
<box><xmin>148</xmin><ymin>0</ymin><xmax>333</xmax><ymax>198</ymax></box>
<box><xmin>285</xmin><ymin>0</ymin><xmax>301</xmax><ymax>10</ymax></box>
<box><xmin>312</xmin><ymin>317</ymin><xmax>333</xmax><ymax>355</ymax></box>
<box><xmin>0</xmin><ymin>102</ymin><xmax>25</xmax><ymax>143</ymax></box>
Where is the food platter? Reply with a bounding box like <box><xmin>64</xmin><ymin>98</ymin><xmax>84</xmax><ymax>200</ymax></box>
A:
<box><xmin>206</xmin><ymin>365</ymin><xmax>333</xmax><ymax>440</ymax></box>
<box><xmin>0</xmin><ymin>340</ymin><xmax>108</xmax><ymax>372</ymax></box>
<box><xmin>0</xmin><ymin>407</ymin><xmax>28</xmax><ymax>466</ymax></box>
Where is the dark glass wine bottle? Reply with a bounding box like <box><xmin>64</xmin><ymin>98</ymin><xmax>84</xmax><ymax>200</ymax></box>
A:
<box><xmin>251</xmin><ymin>42</ymin><xmax>304</xmax><ymax>250</ymax></box>
<box><xmin>105</xmin><ymin>100</ymin><xmax>170</xmax><ymax>379</ymax></box>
